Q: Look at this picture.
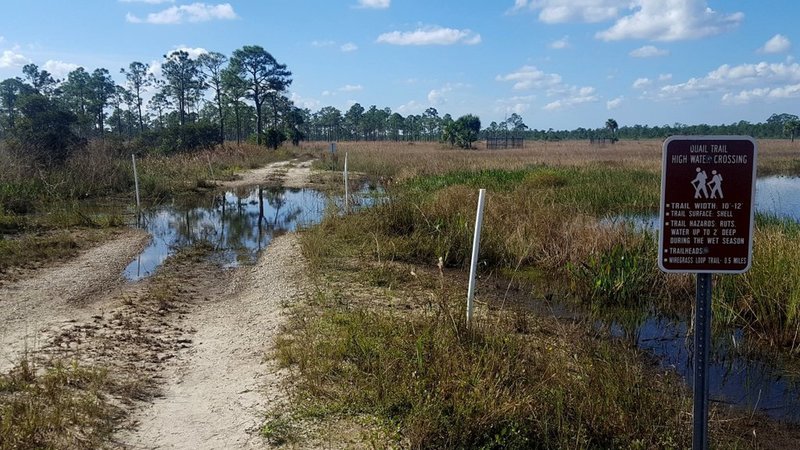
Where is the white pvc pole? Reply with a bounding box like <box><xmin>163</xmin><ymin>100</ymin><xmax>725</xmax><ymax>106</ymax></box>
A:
<box><xmin>466</xmin><ymin>188</ymin><xmax>486</xmax><ymax>327</ymax></box>
<box><xmin>344</xmin><ymin>151</ymin><xmax>349</xmax><ymax>213</ymax></box>
<box><xmin>132</xmin><ymin>154</ymin><xmax>141</xmax><ymax>212</ymax></box>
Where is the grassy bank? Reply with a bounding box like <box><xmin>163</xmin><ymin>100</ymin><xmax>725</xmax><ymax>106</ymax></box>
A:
<box><xmin>276</xmin><ymin>140</ymin><xmax>800</xmax><ymax>447</ymax></box>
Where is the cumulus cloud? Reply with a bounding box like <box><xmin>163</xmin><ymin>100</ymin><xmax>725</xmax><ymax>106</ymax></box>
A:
<box><xmin>169</xmin><ymin>46</ymin><xmax>208</xmax><ymax>59</ymax></box>
<box><xmin>126</xmin><ymin>2</ymin><xmax>237</xmax><ymax>25</ymax></box>
<box><xmin>759</xmin><ymin>34</ymin><xmax>791</xmax><ymax>54</ymax></box>
<box><xmin>514</xmin><ymin>1</ymin><xmax>742</xmax><ymax>42</ymax></box>
<box><xmin>0</xmin><ymin>49</ymin><xmax>29</xmax><ymax>68</ymax></box>
<box><xmin>512</xmin><ymin>0</ymin><xmax>622</xmax><ymax>23</ymax></box>
<box><xmin>495</xmin><ymin>95</ymin><xmax>537</xmax><ymax>115</ymax></box>
<box><xmin>311</xmin><ymin>40</ymin><xmax>335</xmax><ymax>48</ymax></box>
<box><xmin>606</xmin><ymin>96</ymin><xmax>623</xmax><ymax>109</ymax></box>
<box><xmin>596</xmin><ymin>0</ymin><xmax>743</xmax><ymax>42</ymax></box>
<box><xmin>632</xmin><ymin>77</ymin><xmax>652</xmax><ymax>89</ymax></box>
<box><xmin>43</xmin><ymin>60</ymin><xmax>79</xmax><ymax>79</ymax></box>
<box><xmin>656</xmin><ymin>61</ymin><xmax>800</xmax><ymax>104</ymax></box>
<box><xmin>356</xmin><ymin>0</ymin><xmax>390</xmax><ymax>9</ymax></box>
<box><xmin>497</xmin><ymin>65</ymin><xmax>597</xmax><ymax>110</ymax></box>
<box><xmin>495</xmin><ymin>65</ymin><xmax>562</xmax><ymax>90</ymax></box>
<box><xmin>629</xmin><ymin>45</ymin><xmax>669</xmax><ymax>58</ymax></box>
<box><xmin>722</xmin><ymin>84</ymin><xmax>800</xmax><ymax>104</ymax></box>
<box><xmin>377</xmin><ymin>26</ymin><xmax>481</xmax><ymax>46</ymax></box>
<box><xmin>426</xmin><ymin>83</ymin><xmax>468</xmax><ymax>106</ymax></box>
<box><xmin>543</xmin><ymin>86</ymin><xmax>598</xmax><ymax>110</ymax></box>
<box><xmin>340</xmin><ymin>42</ymin><xmax>358</xmax><ymax>52</ymax></box>
<box><xmin>549</xmin><ymin>36</ymin><xmax>570</xmax><ymax>49</ymax></box>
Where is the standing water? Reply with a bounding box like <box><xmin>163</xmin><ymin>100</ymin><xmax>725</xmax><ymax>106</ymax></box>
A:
<box><xmin>124</xmin><ymin>185</ymin><xmax>377</xmax><ymax>280</ymax></box>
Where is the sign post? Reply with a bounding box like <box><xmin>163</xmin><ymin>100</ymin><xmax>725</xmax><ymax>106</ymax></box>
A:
<box><xmin>658</xmin><ymin>136</ymin><xmax>757</xmax><ymax>450</ymax></box>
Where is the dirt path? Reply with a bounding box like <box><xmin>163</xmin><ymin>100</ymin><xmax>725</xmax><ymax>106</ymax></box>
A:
<box><xmin>121</xmin><ymin>234</ymin><xmax>307</xmax><ymax>449</ymax></box>
<box><xmin>222</xmin><ymin>159</ymin><xmax>313</xmax><ymax>189</ymax></box>
<box><xmin>0</xmin><ymin>229</ymin><xmax>149</xmax><ymax>371</ymax></box>
<box><xmin>117</xmin><ymin>160</ymin><xmax>315</xmax><ymax>448</ymax></box>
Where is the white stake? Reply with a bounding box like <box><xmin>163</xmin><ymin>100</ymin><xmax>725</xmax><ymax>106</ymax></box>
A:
<box><xmin>467</xmin><ymin>188</ymin><xmax>486</xmax><ymax>327</ymax></box>
<box><xmin>344</xmin><ymin>151</ymin><xmax>349</xmax><ymax>213</ymax></box>
<box><xmin>132</xmin><ymin>154</ymin><xmax>141</xmax><ymax>213</ymax></box>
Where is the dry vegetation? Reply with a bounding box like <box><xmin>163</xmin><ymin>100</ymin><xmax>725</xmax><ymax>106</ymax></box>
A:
<box><xmin>280</xmin><ymin>139</ymin><xmax>800</xmax><ymax>448</ymax></box>
<box><xmin>317</xmin><ymin>139</ymin><xmax>800</xmax><ymax>180</ymax></box>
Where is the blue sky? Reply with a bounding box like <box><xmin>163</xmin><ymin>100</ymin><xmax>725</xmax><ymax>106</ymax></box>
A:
<box><xmin>1</xmin><ymin>0</ymin><xmax>799</xmax><ymax>130</ymax></box>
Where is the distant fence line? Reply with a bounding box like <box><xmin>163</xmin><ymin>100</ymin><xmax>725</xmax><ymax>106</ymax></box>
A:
<box><xmin>486</xmin><ymin>137</ymin><xmax>525</xmax><ymax>149</ymax></box>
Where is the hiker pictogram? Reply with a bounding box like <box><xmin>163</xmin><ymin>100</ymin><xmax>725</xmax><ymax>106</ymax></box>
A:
<box><xmin>691</xmin><ymin>167</ymin><xmax>709</xmax><ymax>199</ymax></box>
<box><xmin>690</xmin><ymin>167</ymin><xmax>724</xmax><ymax>199</ymax></box>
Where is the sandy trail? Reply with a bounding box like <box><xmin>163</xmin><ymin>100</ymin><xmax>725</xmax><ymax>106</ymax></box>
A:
<box><xmin>121</xmin><ymin>234</ymin><xmax>307</xmax><ymax>449</ymax></box>
<box><xmin>222</xmin><ymin>159</ymin><xmax>313</xmax><ymax>189</ymax></box>
<box><xmin>0</xmin><ymin>229</ymin><xmax>149</xmax><ymax>371</ymax></box>
<box><xmin>119</xmin><ymin>162</ymin><xmax>314</xmax><ymax>448</ymax></box>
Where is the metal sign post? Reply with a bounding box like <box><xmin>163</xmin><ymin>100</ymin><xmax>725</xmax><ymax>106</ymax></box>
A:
<box><xmin>658</xmin><ymin>136</ymin><xmax>757</xmax><ymax>450</ymax></box>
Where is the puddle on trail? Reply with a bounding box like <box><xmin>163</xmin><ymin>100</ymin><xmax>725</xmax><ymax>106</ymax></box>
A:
<box><xmin>124</xmin><ymin>185</ymin><xmax>377</xmax><ymax>280</ymax></box>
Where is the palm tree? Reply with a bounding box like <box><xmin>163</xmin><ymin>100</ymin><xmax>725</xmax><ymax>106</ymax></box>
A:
<box><xmin>605</xmin><ymin>118</ymin><xmax>619</xmax><ymax>142</ymax></box>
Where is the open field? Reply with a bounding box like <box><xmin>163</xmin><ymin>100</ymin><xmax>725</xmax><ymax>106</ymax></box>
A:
<box><xmin>1</xmin><ymin>139</ymin><xmax>799</xmax><ymax>448</ymax></box>
<box><xmin>316</xmin><ymin>139</ymin><xmax>800</xmax><ymax>179</ymax></box>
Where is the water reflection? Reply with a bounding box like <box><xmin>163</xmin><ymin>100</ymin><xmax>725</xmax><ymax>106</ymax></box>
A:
<box><xmin>124</xmin><ymin>186</ymin><xmax>372</xmax><ymax>280</ymax></box>
<box><xmin>603</xmin><ymin>312</ymin><xmax>800</xmax><ymax>421</ymax></box>
<box><xmin>756</xmin><ymin>176</ymin><xmax>800</xmax><ymax>221</ymax></box>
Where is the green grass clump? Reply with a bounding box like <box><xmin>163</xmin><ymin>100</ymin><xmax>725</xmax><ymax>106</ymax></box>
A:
<box><xmin>0</xmin><ymin>359</ymin><xmax>119</xmax><ymax>449</ymax></box>
<box><xmin>277</xmin><ymin>301</ymin><xmax>693</xmax><ymax>449</ymax></box>
<box><xmin>716</xmin><ymin>218</ymin><xmax>800</xmax><ymax>349</ymax></box>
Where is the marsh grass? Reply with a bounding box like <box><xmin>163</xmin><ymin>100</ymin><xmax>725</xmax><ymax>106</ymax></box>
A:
<box><xmin>0</xmin><ymin>357</ymin><xmax>120</xmax><ymax>449</ymax></box>
<box><xmin>277</xmin><ymin>277</ymin><xmax>698</xmax><ymax>449</ymax></box>
<box><xmin>716</xmin><ymin>218</ymin><xmax>800</xmax><ymax>350</ymax></box>
<box><xmin>321</xmin><ymin>139</ymin><xmax>800</xmax><ymax>181</ymax></box>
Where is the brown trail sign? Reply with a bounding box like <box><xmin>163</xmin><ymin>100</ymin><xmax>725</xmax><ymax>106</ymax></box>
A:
<box><xmin>658</xmin><ymin>136</ymin><xmax>757</xmax><ymax>274</ymax></box>
<box><xmin>658</xmin><ymin>135</ymin><xmax>757</xmax><ymax>450</ymax></box>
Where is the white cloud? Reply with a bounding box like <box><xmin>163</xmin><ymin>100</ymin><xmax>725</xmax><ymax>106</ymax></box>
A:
<box><xmin>722</xmin><ymin>84</ymin><xmax>800</xmax><ymax>104</ymax></box>
<box><xmin>311</xmin><ymin>40</ymin><xmax>335</xmax><ymax>48</ymax></box>
<box><xmin>607</xmin><ymin>96</ymin><xmax>623</xmax><ymax>109</ymax></box>
<box><xmin>543</xmin><ymin>86</ymin><xmax>598</xmax><ymax>110</ymax></box>
<box><xmin>629</xmin><ymin>45</ymin><xmax>669</xmax><ymax>58</ymax></box>
<box><xmin>290</xmin><ymin>92</ymin><xmax>321</xmax><ymax>110</ymax></box>
<box><xmin>495</xmin><ymin>95</ymin><xmax>536</xmax><ymax>115</ymax></box>
<box><xmin>377</xmin><ymin>26</ymin><xmax>481</xmax><ymax>46</ymax></box>
<box><xmin>356</xmin><ymin>0</ymin><xmax>390</xmax><ymax>9</ymax></box>
<box><xmin>498</xmin><ymin>65</ymin><xmax>597</xmax><ymax>110</ymax></box>
<box><xmin>427</xmin><ymin>83</ymin><xmax>467</xmax><ymax>106</ymax></box>
<box><xmin>659</xmin><ymin>73</ymin><xmax>673</xmax><ymax>81</ymax></box>
<box><xmin>596</xmin><ymin>0</ymin><xmax>743</xmax><ymax>42</ymax></box>
<box><xmin>759</xmin><ymin>34</ymin><xmax>791</xmax><ymax>54</ymax></box>
<box><xmin>126</xmin><ymin>2</ymin><xmax>237</xmax><ymax>25</ymax></box>
<box><xmin>513</xmin><ymin>0</ymin><xmax>623</xmax><ymax>23</ymax></box>
<box><xmin>396</xmin><ymin>100</ymin><xmax>424</xmax><ymax>115</ymax></box>
<box><xmin>170</xmin><ymin>46</ymin><xmax>208</xmax><ymax>59</ymax></box>
<box><xmin>43</xmin><ymin>60</ymin><xmax>79</xmax><ymax>79</ymax></box>
<box><xmin>549</xmin><ymin>36</ymin><xmax>570</xmax><ymax>49</ymax></box>
<box><xmin>0</xmin><ymin>49</ymin><xmax>29</xmax><ymax>68</ymax></box>
<box><xmin>339</xmin><ymin>84</ymin><xmax>363</xmax><ymax>92</ymax></box>
<box><xmin>657</xmin><ymin>61</ymin><xmax>800</xmax><ymax>104</ymax></box>
<box><xmin>0</xmin><ymin>36</ymin><xmax>5</xmax><ymax>44</ymax></box>
<box><xmin>340</xmin><ymin>42</ymin><xmax>358</xmax><ymax>52</ymax></box>
<box><xmin>632</xmin><ymin>77</ymin><xmax>652</xmax><ymax>89</ymax></box>
<box><xmin>496</xmin><ymin>65</ymin><xmax>562</xmax><ymax>90</ymax></box>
